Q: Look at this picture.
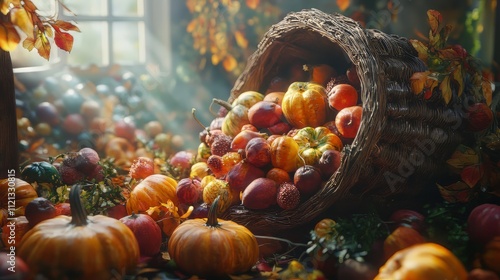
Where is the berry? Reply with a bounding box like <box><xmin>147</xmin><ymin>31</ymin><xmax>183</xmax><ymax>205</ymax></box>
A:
<box><xmin>277</xmin><ymin>182</ymin><xmax>301</xmax><ymax>210</ymax></box>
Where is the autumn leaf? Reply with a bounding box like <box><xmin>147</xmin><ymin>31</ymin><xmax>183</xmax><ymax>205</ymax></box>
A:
<box><xmin>52</xmin><ymin>25</ymin><xmax>74</xmax><ymax>52</ymax></box>
<box><xmin>34</xmin><ymin>30</ymin><xmax>51</xmax><ymax>60</ymax></box>
<box><xmin>10</xmin><ymin>7</ymin><xmax>34</xmax><ymax>38</ymax></box>
<box><xmin>410</xmin><ymin>39</ymin><xmax>429</xmax><ymax>62</ymax></box>
<box><xmin>223</xmin><ymin>54</ymin><xmax>237</xmax><ymax>72</ymax></box>
<box><xmin>22</xmin><ymin>36</ymin><xmax>35</xmax><ymax>51</ymax></box>
<box><xmin>427</xmin><ymin>10</ymin><xmax>442</xmax><ymax>36</ymax></box>
<box><xmin>0</xmin><ymin>21</ymin><xmax>20</xmax><ymax>51</ymax></box>
<box><xmin>424</xmin><ymin>76</ymin><xmax>439</xmax><ymax>100</ymax></box>
<box><xmin>53</xmin><ymin>20</ymin><xmax>80</xmax><ymax>32</ymax></box>
<box><xmin>437</xmin><ymin>181</ymin><xmax>474</xmax><ymax>203</ymax></box>
<box><xmin>440</xmin><ymin>75</ymin><xmax>452</xmax><ymax>104</ymax></box>
<box><xmin>452</xmin><ymin>66</ymin><xmax>464</xmax><ymax>97</ymax></box>
<box><xmin>482</xmin><ymin>78</ymin><xmax>493</xmax><ymax>106</ymax></box>
<box><xmin>410</xmin><ymin>71</ymin><xmax>429</xmax><ymax>95</ymax></box>
<box><xmin>337</xmin><ymin>0</ymin><xmax>350</xmax><ymax>11</ymax></box>
<box><xmin>446</xmin><ymin>145</ymin><xmax>479</xmax><ymax>169</ymax></box>
<box><xmin>234</xmin><ymin>30</ymin><xmax>248</xmax><ymax>49</ymax></box>
<box><xmin>245</xmin><ymin>0</ymin><xmax>259</xmax><ymax>10</ymax></box>
<box><xmin>460</xmin><ymin>164</ymin><xmax>484</xmax><ymax>187</ymax></box>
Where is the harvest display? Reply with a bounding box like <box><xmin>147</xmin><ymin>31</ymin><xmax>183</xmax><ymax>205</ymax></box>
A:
<box><xmin>1</xmin><ymin>8</ymin><xmax>499</xmax><ymax>280</ymax></box>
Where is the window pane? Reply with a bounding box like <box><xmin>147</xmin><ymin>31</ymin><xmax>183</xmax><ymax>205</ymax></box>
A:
<box><xmin>112</xmin><ymin>0</ymin><xmax>143</xmax><ymax>16</ymax></box>
<box><xmin>67</xmin><ymin>22</ymin><xmax>108</xmax><ymax>66</ymax></box>
<box><xmin>62</xmin><ymin>0</ymin><xmax>107</xmax><ymax>16</ymax></box>
<box><xmin>112</xmin><ymin>22</ymin><xmax>144</xmax><ymax>64</ymax></box>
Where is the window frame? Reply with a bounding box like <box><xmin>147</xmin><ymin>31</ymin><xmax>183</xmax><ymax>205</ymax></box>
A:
<box><xmin>13</xmin><ymin>0</ymin><xmax>171</xmax><ymax>74</ymax></box>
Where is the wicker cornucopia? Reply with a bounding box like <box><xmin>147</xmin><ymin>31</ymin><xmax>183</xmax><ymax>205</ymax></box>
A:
<box><xmin>221</xmin><ymin>9</ymin><xmax>486</xmax><ymax>233</ymax></box>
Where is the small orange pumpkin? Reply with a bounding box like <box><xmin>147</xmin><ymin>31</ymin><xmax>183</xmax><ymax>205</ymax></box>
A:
<box><xmin>0</xmin><ymin>178</ymin><xmax>38</xmax><ymax>216</ymax></box>
<box><xmin>375</xmin><ymin>243</ymin><xmax>468</xmax><ymax>280</ymax></box>
<box><xmin>282</xmin><ymin>82</ymin><xmax>328</xmax><ymax>128</ymax></box>
<box><xmin>168</xmin><ymin>197</ymin><xmax>259</xmax><ymax>278</ymax></box>
<box><xmin>383</xmin><ymin>226</ymin><xmax>426</xmax><ymax>260</ymax></box>
<box><xmin>478</xmin><ymin>236</ymin><xmax>500</xmax><ymax>275</ymax></box>
<box><xmin>270</xmin><ymin>135</ymin><xmax>300</xmax><ymax>172</ymax></box>
<box><xmin>126</xmin><ymin>174</ymin><xmax>182</xmax><ymax>236</ymax></box>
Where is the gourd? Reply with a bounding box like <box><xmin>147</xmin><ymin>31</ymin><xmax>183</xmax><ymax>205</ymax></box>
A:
<box><xmin>270</xmin><ymin>135</ymin><xmax>300</xmax><ymax>172</ymax></box>
<box><xmin>293</xmin><ymin>126</ymin><xmax>343</xmax><ymax>166</ymax></box>
<box><xmin>0</xmin><ymin>178</ymin><xmax>38</xmax><ymax>216</ymax></box>
<box><xmin>168</xmin><ymin>197</ymin><xmax>259</xmax><ymax>278</ymax></box>
<box><xmin>375</xmin><ymin>243</ymin><xmax>467</xmax><ymax>280</ymax></box>
<box><xmin>18</xmin><ymin>184</ymin><xmax>140</xmax><ymax>280</ymax></box>
<box><xmin>282</xmin><ymin>82</ymin><xmax>328</xmax><ymax>128</ymax></box>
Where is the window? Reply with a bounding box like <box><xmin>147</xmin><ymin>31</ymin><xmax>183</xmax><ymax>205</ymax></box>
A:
<box><xmin>12</xmin><ymin>0</ymin><xmax>171</xmax><ymax>72</ymax></box>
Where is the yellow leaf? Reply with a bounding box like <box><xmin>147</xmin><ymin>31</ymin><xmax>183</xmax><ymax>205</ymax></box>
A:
<box><xmin>211</xmin><ymin>53</ymin><xmax>221</xmax><ymax>65</ymax></box>
<box><xmin>234</xmin><ymin>30</ymin><xmax>248</xmax><ymax>49</ymax></box>
<box><xmin>337</xmin><ymin>0</ymin><xmax>350</xmax><ymax>11</ymax></box>
<box><xmin>424</xmin><ymin>76</ymin><xmax>439</xmax><ymax>99</ymax></box>
<box><xmin>1</xmin><ymin>0</ymin><xmax>13</xmax><ymax>15</ymax></box>
<box><xmin>34</xmin><ymin>32</ymin><xmax>51</xmax><ymax>60</ymax></box>
<box><xmin>410</xmin><ymin>71</ymin><xmax>429</xmax><ymax>95</ymax></box>
<box><xmin>186</xmin><ymin>19</ymin><xmax>197</xmax><ymax>33</ymax></box>
<box><xmin>452</xmin><ymin>66</ymin><xmax>464</xmax><ymax>97</ymax></box>
<box><xmin>223</xmin><ymin>54</ymin><xmax>237</xmax><ymax>72</ymax></box>
<box><xmin>44</xmin><ymin>25</ymin><xmax>53</xmax><ymax>38</ymax></box>
<box><xmin>482</xmin><ymin>78</ymin><xmax>493</xmax><ymax>106</ymax></box>
<box><xmin>0</xmin><ymin>21</ymin><xmax>21</xmax><ymax>51</ymax></box>
<box><xmin>22</xmin><ymin>36</ymin><xmax>35</xmax><ymax>51</ymax></box>
<box><xmin>439</xmin><ymin>75</ymin><xmax>452</xmax><ymax>104</ymax></box>
<box><xmin>10</xmin><ymin>7</ymin><xmax>34</xmax><ymax>38</ymax></box>
<box><xmin>410</xmin><ymin>39</ymin><xmax>429</xmax><ymax>62</ymax></box>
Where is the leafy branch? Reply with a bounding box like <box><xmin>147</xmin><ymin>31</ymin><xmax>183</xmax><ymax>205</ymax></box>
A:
<box><xmin>0</xmin><ymin>0</ymin><xmax>79</xmax><ymax>59</ymax></box>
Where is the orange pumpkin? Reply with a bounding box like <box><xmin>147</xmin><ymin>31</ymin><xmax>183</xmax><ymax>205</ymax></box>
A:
<box><xmin>126</xmin><ymin>174</ymin><xmax>181</xmax><ymax>236</ymax></box>
<box><xmin>168</xmin><ymin>197</ymin><xmax>259</xmax><ymax>278</ymax></box>
<box><xmin>0</xmin><ymin>178</ymin><xmax>38</xmax><ymax>216</ymax></box>
<box><xmin>375</xmin><ymin>243</ymin><xmax>468</xmax><ymax>280</ymax></box>
<box><xmin>478</xmin><ymin>236</ymin><xmax>500</xmax><ymax>275</ymax></box>
<box><xmin>270</xmin><ymin>135</ymin><xmax>300</xmax><ymax>172</ymax></box>
<box><xmin>293</xmin><ymin>126</ymin><xmax>343</xmax><ymax>166</ymax></box>
<box><xmin>383</xmin><ymin>226</ymin><xmax>426</xmax><ymax>260</ymax></box>
<box><xmin>282</xmin><ymin>82</ymin><xmax>328</xmax><ymax>128</ymax></box>
<box><xmin>18</xmin><ymin>184</ymin><xmax>139</xmax><ymax>280</ymax></box>
<box><xmin>1</xmin><ymin>216</ymin><xmax>29</xmax><ymax>249</ymax></box>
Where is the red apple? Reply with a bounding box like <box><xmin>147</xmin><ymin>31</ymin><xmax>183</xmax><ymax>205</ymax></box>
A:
<box><xmin>335</xmin><ymin>105</ymin><xmax>363</xmax><ymax>139</ymax></box>
<box><xmin>54</xmin><ymin>202</ymin><xmax>71</xmax><ymax>216</ymax></box>
<box><xmin>226</xmin><ymin>161</ymin><xmax>266</xmax><ymax>192</ymax></box>
<box><xmin>316</xmin><ymin>149</ymin><xmax>342</xmax><ymax>180</ymax></box>
<box><xmin>245</xmin><ymin>137</ymin><xmax>272</xmax><ymax>167</ymax></box>
<box><xmin>327</xmin><ymin>84</ymin><xmax>359</xmax><ymax>111</ymax></box>
<box><xmin>176</xmin><ymin>177</ymin><xmax>203</xmax><ymax>205</ymax></box>
<box><xmin>114</xmin><ymin>119</ymin><xmax>136</xmax><ymax>140</ymax></box>
<box><xmin>294</xmin><ymin>165</ymin><xmax>322</xmax><ymax>197</ymax></box>
<box><xmin>231</xmin><ymin>130</ymin><xmax>267</xmax><ymax>151</ymax></box>
<box><xmin>242</xmin><ymin>178</ymin><xmax>278</xmax><ymax>210</ymax></box>
<box><xmin>120</xmin><ymin>213</ymin><xmax>163</xmax><ymax>257</ymax></box>
<box><xmin>25</xmin><ymin>197</ymin><xmax>57</xmax><ymax>227</ymax></box>
<box><xmin>247</xmin><ymin>101</ymin><xmax>283</xmax><ymax>129</ymax></box>
<box><xmin>170</xmin><ymin>151</ymin><xmax>194</xmax><ymax>170</ymax></box>
<box><xmin>63</xmin><ymin>114</ymin><xmax>86</xmax><ymax>135</ymax></box>
<box><xmin>389</xmin><ymin>209</ymin><xmax>426</xmax><ymax>234</ymax></box>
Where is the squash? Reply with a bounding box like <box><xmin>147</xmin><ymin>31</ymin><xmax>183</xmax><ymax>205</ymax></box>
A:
<box><xmin>270</xmin><ymin>135</ymin><xmax>300</xmax><ymax>172</ymax></box>
<box><xmin>18</xmin><ymin>184</ymin><xmax>140</xmax><ymax>280</ymax></box>
<box><xmin>293</xmin><ymin>126</ymin><xmax>343</xmax><ymax>166</ymax></box>
<box><xmin>282</xmin><ymin>82</ymin><xmax>328</xmax><ymax>128</ymax></box>
<box><xmin>20</xmin><ymin>161</ymin><xmax>62</xmax><ymax>193</ymax></box>
<box><xmin>383</xmin><ymin>226</ymin><xmax>426</xmax><ymax>260</ymax></box>
<box><xmin>375</xmin><ymin>243</ymin><xmax>467</xmax><ymax>280</ymax></box>
<box><xmin>168</xmin><ymin>197</ymin><xmax>259</xmax><ymax>278</ymax></box>
<box><xmin>231</xmin><ymin>90</ymin><xmax>264</xmax><ymax>108</ymax></box>
<box><xmin>478</xmin><ymin>236</ymin><xmax>500</xmax><ymax>275</ymax></box>
<box><xmin>126</xmin><ymin>174</ymin><xmax>181</xmax><ymax>236</ymax></box>
<box><xmin>212</xmin><ymin>98</ymin><xmax>250</xmax><ymax>138</ymax></box>
<box><xmin>0</xmin><ymin>178</ymin><xmax>38</xmax><ymax>216</ymax></box>
<box><xmin>202</xmin><ymin>178</ymin><xmax>235</xmax><ymax>214</ymax></box>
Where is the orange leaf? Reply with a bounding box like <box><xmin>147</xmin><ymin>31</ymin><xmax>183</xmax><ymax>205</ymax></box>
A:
<box><xmin>246</xmin><ymin>0</ymin><xmax>259</xmax><ymax>10</ymax></box>
<box><xmin>10</xmin><ymin>7</ymin><xmax>34</xmax><ymax>38</ymax></box>
<box><xmin>186</xmin><ymin>19</ymin><xmax>197</xmax><ymax>33</ymax></box>
<box><xmin>438</xmin><ymin>47</ymin><xmax>459</xmax><ymax>60</ymax></box>
<box><xmin>437</xmin><ymin>181</ymin><xmax>474</xmax><ymax>203</ymax></box>
<box><xmin>410</xmin><ymin>71</ymin><xmax>429</xmax><ymax>95</ymax></box>
<box><xmin>53</xmin><ymin>29</ymin><xmax>74</xmax><ymax>52</ymax></box>
<box><xmin>424</xmin><ymin>76</ymin><xmax>439</xmax><ymax>100</ymax></box>
<box><xmin>53</xmin><ymin>20</ymin><xmax>80</xmax><ymax>32</ymax></box>
<box><xmin>223</xmin><ymin>54</ymin><xmax>237</xmax><ymax>72</ymax></box>
<box><xmin>482</xmin><ymin>78</ymin><xmax>493</xmax><ymax>106</ymax></box>
<box><xmin>427</xmin><ymin>10</ymin><xmax>442</xmax><ymax>36</ymax></box>
<box><xmin>337</xmin><ymin>0</ymin><xmax>350</xmax><ymax>11</ymax></box>
<box><xmin>234</xmin><ymin>30</ymin><xmax>248</xmax><ymax>49</ymax></box>
<box><xmin>439</xmin><ymin>75</ymin><xmax>452</xmax><ymax>104</ymax></box>
<box><xmin>0</xmin><ymin>21</ymin><xmax>21</xmax><ymax>51</ymax></box>
<box><xmin>22</xmin><ymin>36</ymin><xmax>35</xmax><ymax>51</ymax></box>
<box><xmin>211</xmin><ymin>53</ymin><xmax>222</xmax><ymax>65</ymax></box>
<box><xmin>460</xmin><ymin>164</ymin><xmax>484</xmax><ymax>187</ymax></box>
<box><xmin>446</xmin><ymin>145</ymin><xmax>479</xmax><ymax>169</ymax></box>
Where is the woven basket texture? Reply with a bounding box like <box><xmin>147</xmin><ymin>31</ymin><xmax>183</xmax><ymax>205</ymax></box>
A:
<box><xmin>224</xmin><ymin>8</ymin><xmax>469</xmax><ymax>233</ymax></box>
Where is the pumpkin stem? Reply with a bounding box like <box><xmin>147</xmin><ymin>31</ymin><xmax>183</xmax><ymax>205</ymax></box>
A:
<box><xmin>206</xmin><ymin>196</ymin><xmax>221</xmax><ymax>227</ymax></box>
<box><xmin>191</xmin><ymin>108</ymin><xmax>211</xmax><ymax>136</ymax></box>
<box><xmin>211</xmin><ymin>98</ymin><xmax>233</xmax><ymax>112</ymax></box>
<box><xmin>69</xmin><ymin>184</ymin><xmax>88</xmax><ymax>226</ymax></box>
